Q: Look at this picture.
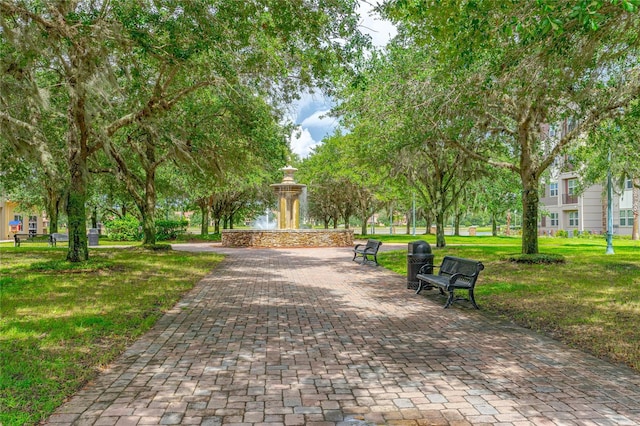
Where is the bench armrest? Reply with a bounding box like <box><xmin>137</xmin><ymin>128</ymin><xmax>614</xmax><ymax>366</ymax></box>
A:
<box><xmin>446</xmin><ymin>272</ymin><xmax>478</xmax><ymax>290</ymax></box>
<box><xmin>418</xmin><ymin>264</ymin><xmax>439</xmax><ymax>274</ymax></box>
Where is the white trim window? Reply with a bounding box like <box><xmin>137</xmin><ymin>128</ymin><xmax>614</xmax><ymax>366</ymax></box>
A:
<box><xmin>567</xmin><ymin>179</ymin><xmax>578</xmax><ymax>195</ymax></box>
<box><xmin>620</xmin><ymin>209</ymin><xmax>634</xmax><ymax>227</ymax></box>
<box><xmin>569</xmin><ymin>211</ymin><xmax>579</xmax><ymax>227</ymax></box>
<box><xmin>550</xmin><ymin>212</ymin><xmax>559</xmax><ymax>226</ymax></box>
<box><xmin>550</xmin><ymin>182</ymin><xmax>558</xmax><ymax>197</ymax></box>
<box><xmin>625</xmin><ymin>179</ymin><xmax>633</xmax><ymax>190</ymax></box>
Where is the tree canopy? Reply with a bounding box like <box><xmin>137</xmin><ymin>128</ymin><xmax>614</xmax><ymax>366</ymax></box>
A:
<box><xmin>1</xmin><ymin>0</ymin><xmax>367</xmax><ymax>259</ymax></box>
<box><xmin>367</xmin><ymin>0</ymin><xmax>640</xmax><ymax>253</ymax></box>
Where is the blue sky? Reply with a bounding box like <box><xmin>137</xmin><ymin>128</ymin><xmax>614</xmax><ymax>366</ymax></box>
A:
<box><xmin>288</xmin><ymin>2</ymin><xmax>396</xmax><ymax>158</ymax></box>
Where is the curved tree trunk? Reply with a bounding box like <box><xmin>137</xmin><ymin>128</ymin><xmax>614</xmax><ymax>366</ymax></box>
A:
<box><xmin>45</xmin><ymin>187</ymin><xmax>63</xmax><ymax>234</ymax></box>
<box><xmin>423</xmin><ymin>212</ymin><xmax>433</xmax><ymax>235</ymax></box>
<box><xmin>199</xmin><ymin>201</ymin><xmax>209</xmax><ymax>236</ymax></box>
<box><xmin>521</xmin><ymin>172</ymin><xmax>540</xmax><ymax>254</ymax></box>
<box><xmin>435</xmin><ymin>212</ymin><xmax>446</xmax><ymax>248</ymax></box>
<box><xmin>140</xmin><ymin>170</ymin><xmax>157</xmax><ymax>245</ymax></box>
<box><xmin>141</xmin><ymin>212</ymin><xmax>155</xmax><ymax>245</ymax></box>
<box><xmin>66</xmin><ymin>129</ymin><xmax>89</xmax><ymax>262</ymax></box>
<box><xmin>406</xmin><ymin>211</ymin><xmax>411</xmax><ymax>235</ymax></box>
<box><xmin>91</xmin><ymin>206</ymin><xmax>98</xmax><ymax>229</ymax></box>
<box><xmin>491</xmin><ymin>212</ymin><xmax>498</xmax><ymax>236</ymax></box>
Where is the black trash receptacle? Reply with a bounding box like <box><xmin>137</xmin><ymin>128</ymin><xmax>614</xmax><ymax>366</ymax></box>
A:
<box><xmin>88</xmin><ymin>228</ymin><xmax>100</xmax><ymax>247</ymax></box>
<box><xmin>407</xmin><ymin>240</ymin><xmax>433</xmax><ymax>289</ymax></box>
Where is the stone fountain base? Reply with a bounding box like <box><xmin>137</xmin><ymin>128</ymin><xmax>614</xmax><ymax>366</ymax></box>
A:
<box><xmin>221</xmin><ymin>229</ymin><xmax>353</xmax><ymax>248</ymax></box>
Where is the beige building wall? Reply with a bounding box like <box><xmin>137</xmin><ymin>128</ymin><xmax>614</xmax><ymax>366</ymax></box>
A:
<box><xmin>539</xmin><ymin>173</ymin><xmax>633</xmax><ymax>236</ymax></box>
<box><xmin>0</xmin><ymin>199</ymin><xmax>49</xmax><ymax>240</ymax></box>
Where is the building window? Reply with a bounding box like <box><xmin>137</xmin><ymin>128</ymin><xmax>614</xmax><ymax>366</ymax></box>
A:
<box><xmin>28</xmin><ymin>215</ymin><xmax>37</xmax><ymax>236</ymax></box>
<box><xmin>625</xmin><ymin>179</ymin><xmax>633</xmax><ymax>190</ymax></box>
<box><xmin>550</xmin><ymin>213</ymin><xmax>559</xmax><ymax>226</ymax></box>
<box><xmin>620</xmin><ymin>210</ymin><xmax>634</xmax><ymax>227</ymax></box>
<box><xmin>13</xmin><ymin>215</ymin><xmax>23</xmax><ymax>231</ymax></box>
<box><xmin>569</xmin><ymin>211</ymin><xmax>579</xmax><ymax>227</ymax></box>
<box><xmin>550</xmin><ymin>182</ymin><xmax>558</xmax><ymax>197</ymax></box>
<box><xmin>567</xmin><ymin>179</ymin><xmax>577</xmax><ymax>195</ymax></box>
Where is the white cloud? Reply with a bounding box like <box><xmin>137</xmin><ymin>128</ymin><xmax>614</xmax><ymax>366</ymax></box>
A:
<box><xmin>357</xmin><ymin>1</ymin><xmax>397</xmax><ymax>47</ymax></box>
<box><xmin>290</xmin><ymin>126</ymin><xmax>319</xmax><ymax>159</ymax></box>
<box><xmin>287</xmin><ymin>2</ymin><xmax>396</xmax><ymax>158</ymax></box>
<box><xmin>300</xmin><ymin>109</ymin><xmax>331</xmax><ymax>127</ymax></box>
<box><xmin>288</xmin><ymin>94</ymin><xmax>338</xmax><ymax>158</ymax></box>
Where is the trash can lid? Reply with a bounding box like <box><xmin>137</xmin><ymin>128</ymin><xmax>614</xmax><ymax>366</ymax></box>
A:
<box><xmin>411</xmin><ymin>240</ymin><xmax>432</xmax><ymax>254</ymax></box>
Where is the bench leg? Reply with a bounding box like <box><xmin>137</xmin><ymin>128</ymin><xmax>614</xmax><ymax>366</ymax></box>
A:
<box><xmin>415</xmin><ymin>281</ymin><xmax>423</xmax><ymax>295</ymax></box>
<box><xmin>443</xmin><ymin>290</ymin><xmax>455</xmax><ymax>308</ymax></box>
<box><xmin>468</xmin><ymin>289</ymin><xmax>480</xmax><ymax>309</ymax></box>
<box><xmin>362</xmin><ymin>253</ymin><xmax>375</xmax><ymax>265</ymax></box>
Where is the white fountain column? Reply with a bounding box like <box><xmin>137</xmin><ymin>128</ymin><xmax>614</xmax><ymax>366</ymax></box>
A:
<box><xmin>271</xmin><ymin>166</ymin><xmax>305</xmax><ymax>230</ymax></box>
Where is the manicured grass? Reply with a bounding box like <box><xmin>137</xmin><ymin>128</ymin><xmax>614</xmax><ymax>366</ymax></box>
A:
<box><xmin>0</xmin><ymin>247</ymin><xmax>223</xmax><ymax>426</ymax></box>
<box><xmin>377</xmin><ymin>235</ymin><xmax>640</xmax><ymax>372</ymax></box>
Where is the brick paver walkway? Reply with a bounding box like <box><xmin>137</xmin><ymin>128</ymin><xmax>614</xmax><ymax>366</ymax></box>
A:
<box><xmin>47</xmin><ymin>244</ymin><xmax>640</xmax><ymax>425</ymax></box>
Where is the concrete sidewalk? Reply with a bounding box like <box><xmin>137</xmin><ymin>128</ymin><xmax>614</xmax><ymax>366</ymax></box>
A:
<box><xmin>47</xmin><ymin>244</ymin><xmax>640</xmax><ymax>425</ymax></box>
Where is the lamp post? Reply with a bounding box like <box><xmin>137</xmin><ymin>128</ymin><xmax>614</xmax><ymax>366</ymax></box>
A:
<box><xmin>606</xmin><ymin>151</ymin><xmax>615</xmax><ymax>254</ymax></box>
<box><xmin>412</xmin><ymin>192</ymin><xmax>416</xmax><ymax>236</ymax></box>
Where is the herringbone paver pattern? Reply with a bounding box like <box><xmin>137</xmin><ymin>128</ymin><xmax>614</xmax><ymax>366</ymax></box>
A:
<box><xmin>46</xmin><ymin>244</ymin><xmax>640</xmax><ymax>425</ymax></box>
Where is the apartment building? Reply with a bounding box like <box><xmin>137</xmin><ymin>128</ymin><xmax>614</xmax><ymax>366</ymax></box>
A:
<box><xmin>539</xmin><ymin>174</ymin><xmax>635</xmax><ymax>236</ymax></box>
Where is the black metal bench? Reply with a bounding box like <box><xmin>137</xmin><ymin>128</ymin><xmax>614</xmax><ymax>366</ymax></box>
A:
<box><xmin>50</xmin><ymin>233</ymin><xmax>69</xmax><ymax>247</ymax></box>
<box><xmin>13</xmin><ymin>233</ymin><xmax>54</xmax><ymax>247</ymax></box>
<box><xmin>415</xmin><ymin>255</ymin><xmax>485</xmax><ymax>309</ymax></box>
<box><xmin>352</xmin><ymin>239</ymin><xmax>382</xmax><ymax>265</ymax></box>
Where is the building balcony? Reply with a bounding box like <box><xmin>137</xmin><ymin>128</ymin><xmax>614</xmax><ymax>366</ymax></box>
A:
<box><xmin>563</xmin><ymin>194</ymin><xmax>578</xmax><ymax>204</ymax></box>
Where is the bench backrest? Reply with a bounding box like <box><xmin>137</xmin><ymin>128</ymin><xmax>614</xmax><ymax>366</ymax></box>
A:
<box><xmin>51</xmin><ymin>233</ymin><xmax>69</xmax><ymax>241</ymax></box>
<box><xmin>439</xmin><ymin>256</ymin><xmax>484</xmax><ymax>285</ymax></box>
<box><xmin>366</xmin><ymin>239</ymin><xmax>382</xmax><ymax>250</ymax></box>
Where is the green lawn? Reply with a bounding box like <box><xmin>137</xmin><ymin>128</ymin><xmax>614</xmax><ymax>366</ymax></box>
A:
<box><xmin>375</xmin><ymin>234</ymin><xmax>640</xmax><ymax>372</ymax></box>
<box><xmin>0</xmin><ymin>246</ymin><xmax>223</xmax><ymax>426</ymax></box>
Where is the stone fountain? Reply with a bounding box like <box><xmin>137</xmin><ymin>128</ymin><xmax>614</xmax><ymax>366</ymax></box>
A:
<box><xmin>270</xmin><ymin>165</ymin><xmax>306</xmax><ymax>230</ymax></box>
<box><xmin>221</xmin><ymin>166</ymin><xmax>353</xmax><ymax>247</ymax></box>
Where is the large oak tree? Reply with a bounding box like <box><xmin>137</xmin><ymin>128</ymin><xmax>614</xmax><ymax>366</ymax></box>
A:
<box><xmin>1</xmin><ymin>0</ymin><xmax>366</xmax><ymax>260</ymax></box>
<box><xmin>380</xmin><ymin>0</ymin><xmax>640</xmax><ymax>253</ymax></box>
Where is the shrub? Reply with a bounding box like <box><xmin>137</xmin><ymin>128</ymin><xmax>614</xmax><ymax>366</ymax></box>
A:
<box><xmin>174</xmin><ymin>232</ymin><xmax>221</xmax><ymax>242</ymax></box>
<box><xmin>155</xmin><ymin>219</ymin><xmax>188</xmax><ymax>241</ymax></box>
<box><xmin>555</xmin><ymin>229</ymin><xmax>568</xmax><ymax>238</ymax></box>
<box><xmin>104</xmin><ymin>215</ymin><xmax>142</xmax><ymax>241</ymax></box>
